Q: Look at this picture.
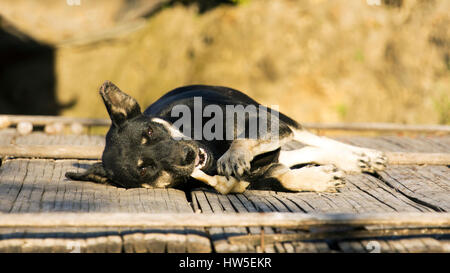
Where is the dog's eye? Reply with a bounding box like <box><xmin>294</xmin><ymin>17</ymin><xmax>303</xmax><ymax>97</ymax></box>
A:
<box><xmin>141</xmin><ymin>127</ymin><xmax>153</xmax><ymax>144</ymax></box>
<box><xmin>139</xmin><ymin>167</ymin><xmax>147</xmax><ymax>176</ymax></box>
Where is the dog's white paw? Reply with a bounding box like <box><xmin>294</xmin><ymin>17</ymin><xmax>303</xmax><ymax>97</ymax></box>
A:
<box><xmin>332</xmin><ymin>148</ymin><xmax>387</xmax><ymax>174</ymax></box>
<box><xmin>217</xmin><ymin>150</ymin><xmax>252</xmax><ymax>179</ymax></box>
<box><xmin>278</xmin><ymin>165</ymin><xmax>345</xmax><ymax>193</ymax></box>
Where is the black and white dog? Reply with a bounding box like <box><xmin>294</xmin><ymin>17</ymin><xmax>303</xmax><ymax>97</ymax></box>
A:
<box><xmin>66</xmin><ymin>81</ymin><xmax>386</xmax><ymax>194</ymax></box>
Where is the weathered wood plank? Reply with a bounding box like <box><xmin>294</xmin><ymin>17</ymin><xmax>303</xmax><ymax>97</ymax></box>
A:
<box><xmin>0</xmin><ymin>129</ymin><xmax>16</xmax><ymax>145</ymax></box>
<box><xmin>0</xmin><ymin>158</ymin><xmax>214</xmax><ymax>253</ymax></box>
<box><xmin>378</xmin><ymin>166</ymin><xmax>450</xmax><ymax>212</ymax></box>
<box><xmin>389</xmin><ymin>136</ymin><xmax>448</xmax><ymax>153</ymax></box>
<box><xmin>5</xmin><ymin>144</ymin><xmax>449</xmax><ymax>164</ymax></box>
<box><xmin>0</xmin><ymin>130</ymin><xmax>105</xmax><ymax>147</ymax></box>
<box><xmin>3</xmin><ymin>212</ymin><xmax>450</xmax><ymax>229</ymax></box>
<box><xmin>0</xmin><ymin>145</ymin><xmax>103</xmax><ymax>159</ymax></box>
<box><xmin>9</xmin><ymin>160</ymin><xmax>39</xmax><ymax>213</ymax></box>
<box><xmin>3</xmin><ymin>116</ymin><xmax>449</xmax><ymax>133</ymax></box>
<box><xmin>278</xmin><ymin>173</ymin><xmax>418</xmax><ymax>214</ymax></box>
<box><xmin>335</xmin><ymin>136</ymin><xmax>405</xmax><ymax>151</ymax></box>
<box><xmin>243</xmin><ymin>191</ymin><xmax>290</xmax><ymax>252</ymax></box>
<box><xmin>233</xmin><ymin>193</ymin><xmax>271</xmax><ymax>236</ymax></box>
<box><xmin>0</xmin><ymin>115</ymin><xmax>110</xmax><ymax>127</ymax></box>
<box><xmin>335</xmin><ymin>135</ymin><xmax>450</xmax><ymax>153</ymax></box>
<box><xmin>2</xmin><ymin>131</ymin><xmax>449</xmax><ymax>153</ymax></box>
<box><xmin>192</xmin><ymin>189</ymin><xmax>344</xmax><ymax>253</ymax></box>
<box><xmin>422</xmin><ymin>136</ymin><xmax>450</xmax><ymax>151</ymax></box>
<box><xmin>237</xmin><ymin>193</ymin><xmax>286</xmax><ymax>252</ymax></box>
<box><xmin>0</xmin><ymin>160</ymin><xmax>26</xmax><ymax>212</ymax></box>
<box><xmin>0</xmin><ymin>132</ymin><xmax>449</xmax><ymax>253</ymax></box>
<box><xmin>239</xmin><ymin>168</ymin><xmax>439</xmax><ymax>216</ymax></box>
<box><xmin>3</xmin><ymin>134</ymin><xmax>450</xmax><ymax>165</ymax></box>
<box><xmin>387</xmin><ymin>152</ymin><xmax>450</xmax><ymax>165</ymax></box>
<box><xmin>162</xmin><ymin>189</ymin><xmax>188</xmax><ymax>253</ymax></box>
<box><xmin>345</xmin><ymin>174</ymin><xmax>433</xmax><ymax>212</ymax></box>
<box><xmin>292</xmin><ymin>241</ymin><xmax>332</xmax><ymax>253</ymax></box>
<box><xmin>226</xmin><ymin>194</ymin><xmax>262</xmax><ymax>249</ymax></box>
<box><xmin>234</xmin><ymin>193</ymin><xmax>279</xmax><ymax>252</ymax></box>
<box><xmin>216</xmin><ymin>193</ymin><xmax>252</xmax><ymax>252</ymax></box>
<box><xmin>337</xmin><ymin>235</ymin><xmax>450</xmax><ymax>253</ymax></box>
<box><xmin>0</xmin><ymin>159</ymin><xmax>194</xmax><ymax>214</ymax></box>
<box><xmin>192</xmin><ymin>190</ymin><xmax>233</xmax><ymax>252</ymax></box>
<box><xmin>0</xmin><ymin>227</ymin><xmax>123</xmax><ymax>253</ymax></box>
<box><xmin>192</xmin><ymin>190</ymin><xmax>251</xmax><ymax>253</ymax></box>
<box><xmin>302</xmin><ymin>123</ymin><xmax>450</xmax><ymax>133</ymax></box>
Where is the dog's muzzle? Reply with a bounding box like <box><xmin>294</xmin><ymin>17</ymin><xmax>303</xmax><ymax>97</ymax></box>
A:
<box><xmin>195</xmin><ymin>148</ymin><xmax>207</xmax><ymax>169</ymax></box>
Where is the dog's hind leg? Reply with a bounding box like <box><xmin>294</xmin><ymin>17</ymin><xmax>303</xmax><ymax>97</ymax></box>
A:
<box><xmin>278</xmin><ymin>146</ymin><xmax>377</xmax><ymax>173</ymax></box>
<box><xmin>192</xmin><ymin>163</ymin><xmax>344</xmax><ymax>194</ymax></box>
<box><xmin>278</xmin><ymin>146</ymin><xmax>327</xmax><ymax>167</ymax></box>
<box><xmin>287</xmin><ymin>128</ymin><xmax>387</xmax><ymax>173</ymax></box>
<box><xmin>264</xmin><ymin>163</ymin><xmax>345</xmax><ymax>193</ymax></box>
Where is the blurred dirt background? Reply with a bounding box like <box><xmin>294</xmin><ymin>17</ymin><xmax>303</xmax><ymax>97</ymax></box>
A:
<box><xmin>0</xmin><ymin>0</ymin><xmax>449</xmax><ymax>124</ymax></box>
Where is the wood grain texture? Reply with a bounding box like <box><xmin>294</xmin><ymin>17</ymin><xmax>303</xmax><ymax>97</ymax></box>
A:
<box><xmin>0</xmin><ymin>131</ymin><xmax>449</xmax><ymax>252</ymax></box>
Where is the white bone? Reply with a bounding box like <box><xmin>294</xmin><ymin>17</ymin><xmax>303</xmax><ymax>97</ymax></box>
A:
<box><xmin>191</xmin><ymin>168</ymin><xmax>249</xmax><ymax>194</ymax></box>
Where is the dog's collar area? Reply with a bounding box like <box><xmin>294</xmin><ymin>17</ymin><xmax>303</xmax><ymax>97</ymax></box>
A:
<box><xmin>195</xmin><ymin>147</ymin><xmax>207</xmax><ymax>169</ymax></box>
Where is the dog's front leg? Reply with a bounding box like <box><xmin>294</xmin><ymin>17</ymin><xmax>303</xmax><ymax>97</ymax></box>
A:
<box><xmin>191</xmin><ymin>168</ymin><xmax>250</xmax><ymax>194</ymax></box>
<box><xmin>217</xmin><ymin>138</ymin><xmax>290</xmax><ymax>179</ymax></box>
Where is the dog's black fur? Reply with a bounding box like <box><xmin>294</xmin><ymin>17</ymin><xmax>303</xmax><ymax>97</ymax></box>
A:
<box><xmin>66</xmin><ymin>81</ymin><xmax>305</xmax><ymax>191</ymax></box>
<box><xmin>67</xmin><ymin>80</ymin><xmax>389</xmax><ymax>193</ymax></box>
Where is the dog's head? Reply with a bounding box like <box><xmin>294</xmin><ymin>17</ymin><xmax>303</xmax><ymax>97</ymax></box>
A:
<box><xmin>66</xmin><ymin>81</ymin><xmax>199</xmax><ymax>189</ymax></box>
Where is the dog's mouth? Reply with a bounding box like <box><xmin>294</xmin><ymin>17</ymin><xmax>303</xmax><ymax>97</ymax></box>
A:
<box><xmin>194</xmin><ymin>147</ymin><xmax>207</xmax><ymax>169</ymax></box>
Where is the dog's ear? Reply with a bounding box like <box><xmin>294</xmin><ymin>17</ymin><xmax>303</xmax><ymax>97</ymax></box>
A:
<box><xmin>65</xmin><ymin>162</ymin><xmax>110</xmax><ymax>185</ymax></box>
<box><xmin>99</xmin><ymin>80</ymin><xmax>142</xmax><ymax>127</ymax></box>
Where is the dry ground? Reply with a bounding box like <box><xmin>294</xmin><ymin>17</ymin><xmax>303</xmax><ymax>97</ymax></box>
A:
<box><xmin>1</xmin><ymin>0</ymin><xmax>449</xmax><ymax>124</ymax></box>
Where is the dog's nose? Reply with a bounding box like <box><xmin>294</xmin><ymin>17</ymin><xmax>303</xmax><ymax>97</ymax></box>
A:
<box><xmin>183</xmin><ymin>146</ymin><xmax>197</xmax><ymax>165</ymax></box>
